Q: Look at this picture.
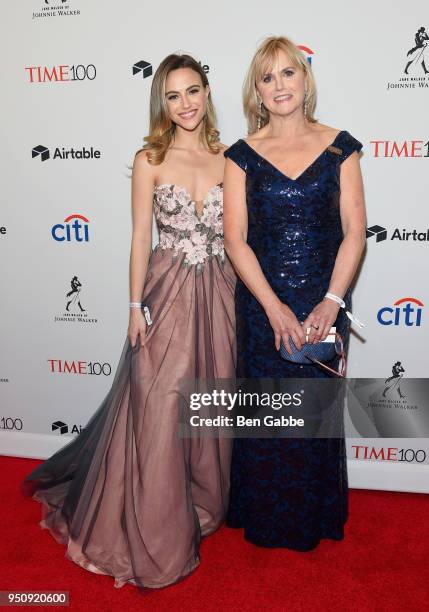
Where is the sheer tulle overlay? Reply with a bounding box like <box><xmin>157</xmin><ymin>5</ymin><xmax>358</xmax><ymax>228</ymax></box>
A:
<box><xmin>22</xmin><ymin>184</ymin><xmax>236</xmax><ymax>589</ymax></box>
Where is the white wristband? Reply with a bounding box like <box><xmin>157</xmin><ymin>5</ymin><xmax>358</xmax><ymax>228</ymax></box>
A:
<box><xmin>143</xmin><ymin>305</ymin><xmax>153</xmax><ymax>326</ymax></box>
<box><xmin>324</xmin><ymin>292</ymin><xmax>365</xmax><ymax>328</ymax></box>
<box><xmin>325</xmin><ymin>292</ymin><xmax>345</xmax><ymax>308</ymax></box>
<box><xmin>129</xmin><ymin>302</ymin><xmax>152</xmax><ymax>325</ymax></box>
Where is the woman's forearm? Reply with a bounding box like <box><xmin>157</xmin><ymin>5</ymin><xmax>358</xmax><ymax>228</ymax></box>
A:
<box><xmin>327</xmin><ymin>229</ymin><xmax>366</xmax><ymax>299</ymax></box>
<box><xmin>129</xmin><ymin>236</ymin><xmax>152</xmax><ymax>302</ymax></box>
<box><xmin>226</xmin><ymin>229</ymin><xmax>365</xmax><ymax>313</ymax></box>
<box><xmin>225</xmin><ymin>238</ymin><xmax>281</xmax><ymax>312</ymax></box>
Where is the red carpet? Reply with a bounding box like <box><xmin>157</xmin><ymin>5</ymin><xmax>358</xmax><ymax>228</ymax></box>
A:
<box><xmin>1</xmin><ymin>456</ymin><xmax>428</xmax><ymax>611</ymax></box>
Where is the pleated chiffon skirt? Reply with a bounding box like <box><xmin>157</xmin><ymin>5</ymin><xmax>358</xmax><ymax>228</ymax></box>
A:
<box><xmin>22</xmin><ymin>247</ymin><xmax>236</xmax><ymax>589</ymax></box>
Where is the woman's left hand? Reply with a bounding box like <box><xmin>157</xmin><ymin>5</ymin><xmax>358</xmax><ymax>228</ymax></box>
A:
<box><xmin>302</xmin><ymin>299</ymin><xmax>341</xmax><ymax>344</ymax></box>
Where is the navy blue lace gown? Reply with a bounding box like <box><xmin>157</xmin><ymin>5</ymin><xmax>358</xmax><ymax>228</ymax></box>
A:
<box><xmin>224</xmin><ymin>130</ymin><xmax>362</xmax><ymax>550</ymax></box>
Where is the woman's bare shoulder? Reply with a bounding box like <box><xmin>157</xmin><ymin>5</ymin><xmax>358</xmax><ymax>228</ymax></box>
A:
<box><xmin>133</xmin><ymin>149</ymin><xmax>157</xmax><ymax>180</ymax></box>
<box><xmin>241</xmin><ymin>131</ymin><xmax>268</xmax><ymax>153</ymax></box>
<box><xmin>311</xmin><ymin>123</ymin><xmax>342</xmax><ymax>139</ymax></box>
<box><xmin>134</xmin><ymin>148</ymin><xmax>151</xmax><ymax>164</ymax></box>
<box><xmin>243</xmin><ymin>128</ymin><xmax>268</xmax><ymax>145</ymax></box>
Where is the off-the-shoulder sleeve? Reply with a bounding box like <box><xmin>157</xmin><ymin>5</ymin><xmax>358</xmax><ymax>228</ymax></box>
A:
<box><xmin>336</xmin><ymin>131</ymin><xmax>363</xmax><ymax>163</ymax></box>
<box><xmin>223</xmin><ymin>140</ymin><xmax>248</xmax><ymax>172</ymax></box>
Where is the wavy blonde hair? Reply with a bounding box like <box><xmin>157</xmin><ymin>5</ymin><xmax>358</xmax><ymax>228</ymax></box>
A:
<box><xmin>243</xmin><ymin>36</ymin><xmax>318</xmax><ymax>134</ymax></box>
<box><xmin>139</xmin><ymin>54</ymin><xmax>221</xmax><ymax>164</ymax></box>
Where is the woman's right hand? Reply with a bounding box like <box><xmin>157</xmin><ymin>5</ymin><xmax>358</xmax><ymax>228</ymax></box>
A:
<box><xmin>128</xmin><ymin>309</ymin><xmax>147</xmax><ymax>348</ymax></box>
<box><xmin>265</xmin><ymin>300</ymin><xmax>306</xmax><ymax>354</ymax></box>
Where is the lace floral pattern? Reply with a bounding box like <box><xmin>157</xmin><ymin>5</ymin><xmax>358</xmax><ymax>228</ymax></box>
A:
<box><xmin>153</xmin><ymin>183</ymin><xmax>224</xmax><ymax>271</ymax></box>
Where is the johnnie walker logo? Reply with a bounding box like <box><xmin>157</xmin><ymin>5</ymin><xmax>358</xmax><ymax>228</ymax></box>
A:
<box><xmin>386</xmin><ymin>26</ymin><xmax>429</xmax><ymax>90</ymax></box>
<box><xmin>54</xmin><ymin>276</ymin><xmax>98</xmax><ymax>324</ymax></box>
<box><xmin>382</xmin><ymin>361</ymin><xmax>406</xmax><ymax>400</ymax></box>
<box><xmin>346</xmin><ymin>366</ymin><xmax>429</xmax><ymax>439</ymax></box>
<box><xmin>32</xmin><ymin>1</ymin><xmax>81</xmax><ymax>20</ymax></box>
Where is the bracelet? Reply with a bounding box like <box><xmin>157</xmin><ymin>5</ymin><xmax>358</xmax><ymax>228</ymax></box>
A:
<box><xmin>324</xmin><ymin>292</ymin><xmax>365</xmax><ymax>328</ymax></box>
<box><xmin>325</xmin><ymin>292</ymin><xmax>345</xmax><ymax>308</ymax></box>
<box><xmin>129</xmin><ymin>302</ymin><xmax>153</xmax><ymax>326</ymax></box>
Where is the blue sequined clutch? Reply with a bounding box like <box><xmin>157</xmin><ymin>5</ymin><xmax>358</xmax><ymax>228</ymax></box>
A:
<box><xmin>280</xmin><ymin>327</ymin><xmax>345</xmax><ymax>376</ymax></box>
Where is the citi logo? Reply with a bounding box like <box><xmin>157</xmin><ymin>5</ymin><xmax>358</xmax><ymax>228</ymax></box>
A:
<box><xmin>25</xmin><ymin>64</ymin><xmax>96</xmax><ymax>83</ymax></box>
<box><xmin>32</xmin><ymin>145</ymin><xmax>101</xmax><ymax>161</ymax></box>
<box><xmin>51</xmin><ymin>214</ymin><xmax>90</xmax><ymax>242</ymax></box>
<box><xmin>298</xmin><ymin>45</ymin><xmax>314</xmax><ymax>65</ymax></box>
<box><xmin>132</xmin><ymin>60</ymin><xmax>153</xmax><ymax>78</ymax></box>
<box><xmin>51</xmin><ymin>420</ymin><xmax>84</xmax><ymax>435</ymax></box>
<box><xmin>377</xmin><ymin>297</ymin><xmax>424</xmax><ymax>327</ymax></box>
<box><xmin>370</xmin><ymin>140</ymin><xmax>429</xmax><ymax>157</ymax></box>
<box><xmin>366</xmin><ymin>224</ymin><xmax>429</xmax><ymax>242</ymax></box>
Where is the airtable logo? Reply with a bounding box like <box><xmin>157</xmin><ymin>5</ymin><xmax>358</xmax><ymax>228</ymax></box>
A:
<box><xmin>132</xmin><ymin>60</ymin><xmax>153</xmax><ymax>78</ymax></box>
<box><xmin>366</xmin><ymin>225</ymin><xmax>387</xmax><ymax>242</ymax></box>
<box><xmin>32</xmin><ymin>145</ymin><xmax>49</xmax><ymax>161</ymax></box>
<box><xmin>51</xmin><ymin>214</ymin><xmax>90</xmax><ymax>242</ymax></box>
<box><xmin>132</xmin><ymin>59</ymin><xmax>209</xmax><ymax>79</ymax></box>
<box><xmin>51</xmin><ymin>421</ymin><xmax>83</xmax><ymax>435</ymax></box>
<box><xmin>52</xmin><ymin>420</ymin><xmax>68</xmax><ymax>434</ymax></box>
<box><xmin>366</xmin><ymin>224</ymin><xmax>429</xmax><ymax>243</ymax></box>
<box><xmin>32</xmin><ymin>144</ymin><xmax>101</xmax><ymax>161</ymax></box>
<box><xmin>377</xmin><ymin>297</ymin><xmax>424</xmax><ymax>327</ymax></box>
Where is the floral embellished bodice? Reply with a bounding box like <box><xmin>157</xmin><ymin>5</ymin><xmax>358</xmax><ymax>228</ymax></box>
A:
<box><xmin>153</xmin><ymin>183</ymin><xmax>224</xmax><ymax>270</ymax></box>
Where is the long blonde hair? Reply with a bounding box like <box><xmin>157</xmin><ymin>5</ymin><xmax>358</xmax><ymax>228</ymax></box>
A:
<box><xmin>243</xmin><ymin>36</ymin><xmax>318</xmax><ymax>134</ymax></box>
<box><xmin>139</xmin><ymin>54</ymin><xmax>221</xmax><ymax>164</ymax></box>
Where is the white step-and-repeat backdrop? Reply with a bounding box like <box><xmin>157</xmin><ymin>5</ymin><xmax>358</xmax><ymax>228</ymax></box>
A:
<box><xmin>1</xmin><ymin>0</ymin><xmax>428</xmax><ymax>492</ymax></box>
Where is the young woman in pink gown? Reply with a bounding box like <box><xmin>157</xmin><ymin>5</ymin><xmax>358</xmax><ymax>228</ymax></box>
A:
<box><xmin>22</xmin><ymin>53</ymin><xmax>236</xmax><ymax>590</ymax></box>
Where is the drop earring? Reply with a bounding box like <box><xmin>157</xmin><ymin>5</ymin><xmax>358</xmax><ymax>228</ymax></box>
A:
<box><xmin>303</xmin><ymin>90</ymin><xmax>308</xmax><ymax>119</ymax></box>
<box><xmin>257</xmin><ymin>99</ymin><xmax>262</xmax><ymax>130</ymax></box>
